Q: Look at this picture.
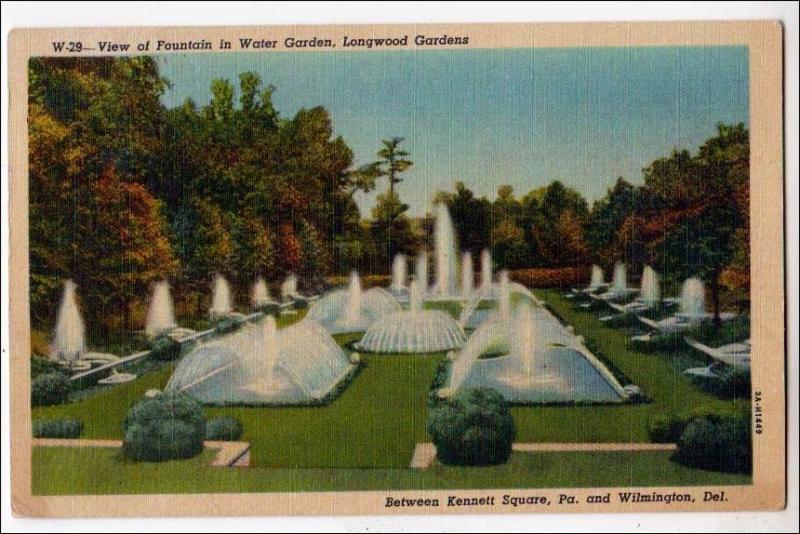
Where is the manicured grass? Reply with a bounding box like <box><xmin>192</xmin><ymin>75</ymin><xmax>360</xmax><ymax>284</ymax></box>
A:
<box><xmin>32</xmin><ymin>447</ymin><xmax>749</xmax><ymax>495</ymax></box>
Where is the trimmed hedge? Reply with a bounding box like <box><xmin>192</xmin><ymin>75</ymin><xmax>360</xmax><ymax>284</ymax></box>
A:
<box><xmin>33</xmin><ymin>418</ymin><xmax>83</xmax><ymax>438</ymax></box>
<box><xmin>123</xmin><ymin>391</ymin><xmax>205</xmax><ymax>462</ymax></box>
<box><xmin>427</xmin><ymin>387</ymin><xmax>515</xmax><ymax>466</ymax></box>
<box><xmin>149</xmin><ymin>335</ymin><xmax>182</xmax><ymax>361</ymax></box>
<box><xmin>205</xmin><ymin>416</ymin><xmax>243</xmax><ymax>441</ymax></box>
<box><xmin>675</xmin><ymin>415</ymin><xmax>752</xmax><ymax>473</ymax></box>
<box><xmin>31</xmin><ymin>372</ymin><xmax>71</xmax><ymax>406</ymax></box>
<box><xmin>509</xmin><ymin>267</ymin><xmax>588</xmax><ymax>289</ymax></box>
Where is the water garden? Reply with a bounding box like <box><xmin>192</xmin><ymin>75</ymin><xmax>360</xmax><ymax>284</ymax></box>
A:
<box><xmin>31</xmin><ymin>203</ymin><xmax>752</xmax><ymax>494</ymax></box>
<box><xmin>28</xmin><ymin>55</ymin><xmax>752</xmax><ymax>494</ymax></box>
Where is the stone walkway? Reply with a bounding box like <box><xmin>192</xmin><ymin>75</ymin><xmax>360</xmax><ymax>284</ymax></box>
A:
<box><xmin>409</xmin><ymin>442</ymin><xmax>678</xmax><ymax>469</ymax></box>
<box><xmin>32</xmin><ymin>438</ymin><xmax>251</xmax><ymax>467</ymax></box>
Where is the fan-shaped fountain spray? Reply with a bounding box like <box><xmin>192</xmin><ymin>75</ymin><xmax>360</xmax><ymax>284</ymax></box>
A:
<box><xmin>146</xmin><ymin>281</ymin><xmax>176</xmax><ymax>338</ymax></box>
<box><xmin>639</xmin><ymin>266</ymin><xmax>660</xmax><ymax>304</ymax></box>
<box><xmin>251</xmin><ymin>277</ymin><xmax>271</xmax><ymax>308</ymax></box>
<box><xmin>434</xmin><ymin>203</ymin><xmax>458</xmax><ymax>296</ymax></box>
<box><xmin>51</xmin><ymin>280</ymin><xmax>85</xmax><ymax>364</ymax></box>
<box><xmin>210</xmin><ymin>275</ymin><xmax>233</xmax><ymax>318</ymax></box>
<box><xmin>461</xmin><ymin>251</ymin><xmax>474</xmax><ymax>298</ymax></box>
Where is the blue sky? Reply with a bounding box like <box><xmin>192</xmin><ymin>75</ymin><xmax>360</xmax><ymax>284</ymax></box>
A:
<box><xmin>158</xmin><ymin>46</ymin><xmax>748</xmax><ymax>217</ymax></box>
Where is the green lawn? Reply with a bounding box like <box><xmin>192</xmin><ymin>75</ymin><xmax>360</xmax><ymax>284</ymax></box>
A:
<box><xmin>32</xmin><ymin>289</ymin><xmax>751</xmax><ymax>493</ymax></box>
<box><xmin>32</xmin><ymin>447</ymin><xmax>749</xmax><ymax>495</ymax></box>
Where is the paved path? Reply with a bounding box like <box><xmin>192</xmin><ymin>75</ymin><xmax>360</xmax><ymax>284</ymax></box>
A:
<box><xmin>409</xmin><ymin>442</ymin><xmax>677</xmax><ymax>469</ymax></box>
<box><xmin>32</xmin><ymin>438</ymin><xmax>251</xmax><ymax>467</ymax></box>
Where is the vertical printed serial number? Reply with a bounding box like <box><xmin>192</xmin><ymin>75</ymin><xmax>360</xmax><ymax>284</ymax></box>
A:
<box><xmin>52</xmin><ymin>42</ymin><xmax>83</xmax><ymax>53</ymax></box>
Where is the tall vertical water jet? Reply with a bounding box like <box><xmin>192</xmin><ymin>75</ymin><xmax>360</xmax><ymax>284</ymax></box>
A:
<box><xmin>612</xmin><ymin>262</ymin><xmax>627</xmax><ymax>292</ymax></box>
<box><xmin>639</xmin><ymin>266</ymin><xmax>660</xmax><ymax>304</ymax></box>
<box><xmin>480</xmin><ymin>249</ymin><xmax>493</xmax><ymax>292</ymax></box>
<box><xmin>210</xmin><ymin>275</ymin><xmax>233</xmax><ymax>318</ymax></box>
<box><xmin>513</xmin><ymin>304</ymin><xmax>536</xmax><ymax>376</ymax></box>
<box><xmin>409</xmin><ymin>279</ymin><xmax>423</xmax><ymax>312</ymax></box>
<box><xmin>281</xmin><ymin>274</ymin><xmax>298</xmax><ymax>301</ymax></box>
<box><xmin>434</xmin><ymin>203</ymin><xmax>458</xmax><ymax>296</ymax></box>
<box><xmin>51</xmin><ymin>280</ymin><xmax>85</xmax><ymax>364</ymax></box>
<box><xmin>498</xmin><ymin>270</ymin><xmax>511</xmax><ymax>321</ymax></box>
<box><xmin>146</xmin><ymin>281</ymin><xmax>176</xmax><ymax>338</ymax></box>
<box><xmin>344</xmin><ymin>271</ymin><xmax>363</xmax><ymax>324</ymax></box>
<box><xmin>251</xmin><ymin>277</ymin><xmax>271</xmax><ymax>308</ymax></box>
<box><xmin>461</xmin><ymin>251</ymin><xmax>474</xmax><ymax>298</ymax></box>
<box><xmin>261</xmin><ymin>315</ymin><xmax>278</xmax><ymax>390</ymax></box>
<box><xmin>391</xmin><ymin>254</ymin><xmax>407</xmax><ymax>292</ymax></box>
<box><xmin>590</xmin><ymin>265</ymin><xmax>604</xmax><ymax>289</ymax></box>
<box><xmin>415</xmin><ymin>252</ymin><xmax>429</xmax><ymax>293</ymax></box>
<box><xmin>680</xmin><ymin>277</ymin><xmax>706</xmax><ymax>317</ymax></box>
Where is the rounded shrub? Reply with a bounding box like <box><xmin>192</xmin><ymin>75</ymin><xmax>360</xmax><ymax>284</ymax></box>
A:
<box><xmin>123</xmin><ymin>391</ymin><xmax>206</xmax><ymax>462</ymax></box>
<box><xmin>675</xmin><ymin>415</ymin><xmax>752</xmax><ymax>473</ymax></box>
<box><xmin>427</xmin><ymin>387</ymin><xmax>515</xmax><ymax>466</ymax></box>
<box><xmin>31</xmin><ymin>372</ymin><xmax>71</xmax><ymax>406</ymax></box>
<box><xmin>292</xmin><ymin>297</ymin><xmax>309</xmax><ymax>310</ymax></box>
<box><xmin>205</xmin><ymin>416</ymin><xmax>243</xmax><ymax>441</ymax></box>
<box><xmin>149</xmin><ymin>335</ymin><xmax>182</xmax><ymax>361</ymax></box>
<box><xmin>33</xmin><ymin>418</ymin><xmax>83</xmax><ymax>438</ymax></box>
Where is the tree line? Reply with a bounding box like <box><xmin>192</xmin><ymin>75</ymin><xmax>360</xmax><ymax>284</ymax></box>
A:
<box><xmin>28</xmin><ymin>56</ymin><xmax>749</xmax><ymax>335</ymax></box>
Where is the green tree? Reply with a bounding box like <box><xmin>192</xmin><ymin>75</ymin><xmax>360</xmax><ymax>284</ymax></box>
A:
<box><xmin>376</xmin><ymin>137</ymin><xmax>413</xmax><ymax>196</ymax></box>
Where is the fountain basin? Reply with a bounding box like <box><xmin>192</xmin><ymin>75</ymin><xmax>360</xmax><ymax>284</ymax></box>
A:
<box><xmin>448</xmin><ymin>347</ymin><xmax>626</xmax><ymax>403</ymax></box>
<box><xmin>166</xmin><ymin>319</ymin><xmax>355</xmax><ymax>404</ymax></box>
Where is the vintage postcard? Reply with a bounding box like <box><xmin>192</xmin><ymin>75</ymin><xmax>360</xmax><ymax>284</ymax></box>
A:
<box><xmin>8</xmin><ymin>21</ymin><xmax>785</xmax><ymax>517</ymax></box>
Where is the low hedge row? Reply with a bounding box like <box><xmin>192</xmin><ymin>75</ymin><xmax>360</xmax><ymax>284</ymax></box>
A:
<box><xmin>33</xmin><ymin>418</ymin><xmax>83</xmax><ymax>438</ymax></box>
<box><xmin>508</xmin><ymin>267</ymin><xmax>588</xmax><ymax>289</ymax></box>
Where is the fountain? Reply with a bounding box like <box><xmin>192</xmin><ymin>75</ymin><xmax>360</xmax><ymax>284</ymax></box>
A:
<box><xmin>251</xmin><ymin>277</ymin><xmax>272</xmax><ymax>308</ymax></box>
<box><xmin>612</xmin><ymin>262</ymin><xmax>627</xmax><ymax>292</ymax></box>
<box><xmin>447</xmin><ymin>301</ymin><xmax>627</xmax><ymax>403</ymax></box>
<box><xmin>480</xmin><ymin>249</ymin><xmax>493</xmax><ymax>292</ymax></box>
<box><xmin>461</xmin><ymin>251</ymin><xmax>474</xmax><ymax>298</ymax></box>
<box><xmin>590</xmin><ymin>265</ymin><xmax>604</xmax><ymax>289</ymax></box>
<box><xmin>344</xmin><ymin>271</ymin><xmax>363</xmax><ymax>325</ymax></box>
<box><xmin>415</xmin><ymin>252</ymin><xmax>429</xmax><ymax>293</ymax></box>
<box><xmin>209</xmin><ymin>275</ymin><xmax>233</xmax><ymax>318</ymax></box>
<box><xmin>145</xmin><ymin>281</ymin><xmax>176</xmax><ymax>338</ymax></box>
<box><xmin>391</xmin><ymin>254</ymin><xmax>407</xmax><ymax>293</ymax></box>
<box><xmin>498</xmin><ymin>270</ymin><xmax>511</xmax><ymax>321</ymax></box>
<box><xmin>513</xmin><ymin>302</ymin><xmax>535</xmax><ymax>376</ymax></box>
<box><xmin>167</xmin><ymin>317</ymin><xmax>354</xmax><ymax>404</ymax></box>
<box><xmin>434</xmin><ymin>202</ymin><xmax>458</xmax><ymax>297</ymax></box>
<box><xmin>639</xmin><ymin>265</ymin><xmax>661</xmax><ymax>304</ymax></box>
<box><xmin>355</xmin><ymin>280</ymin><xmax>466</xmax><ymax>353</ymax></box>
<box><xmin>281</xmin><ymin>274</ymin><xmax>298</xmax><ymax>301</ymax></box>
<box><xmin>51</xmin><ymin>280</ymin><xmax>85</xmax><ymax>365</ymax></box>
<box><xmin>679</xmin><ymin>277</ymin><xmax>706</xmax><ymax>318</ymax></box>
<box><xmin>306</xmin><ymin>272</ymin><xmax>400</xmax><ymax>334</ymax></box>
